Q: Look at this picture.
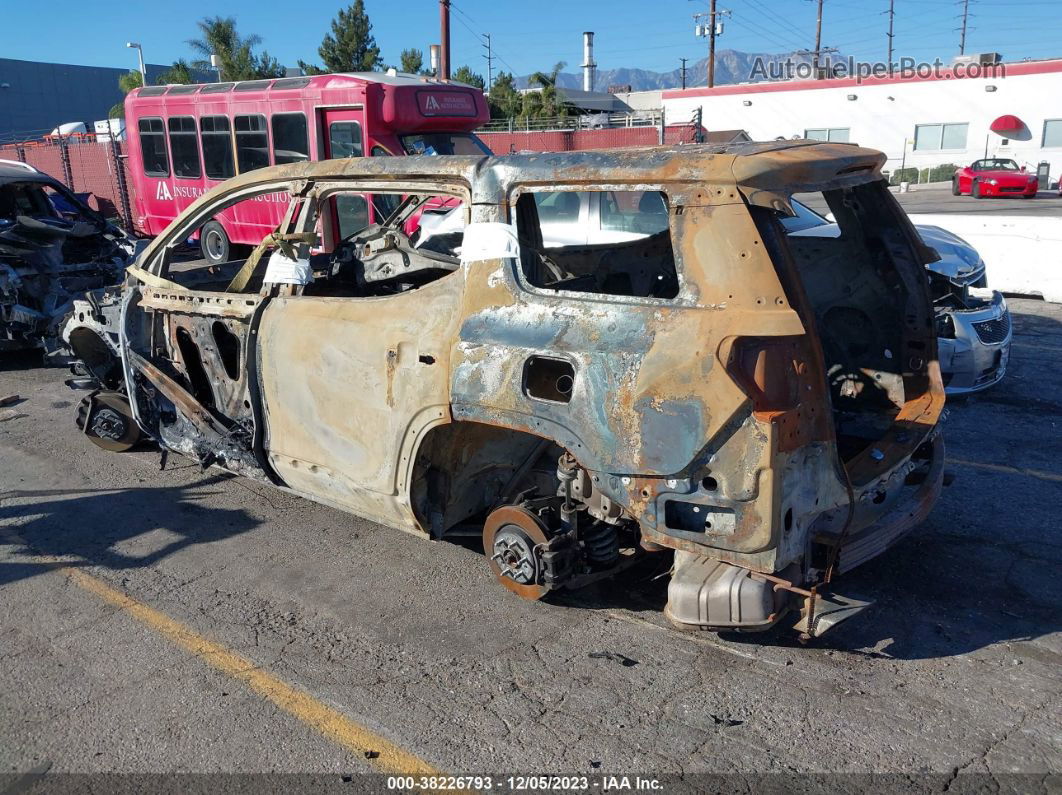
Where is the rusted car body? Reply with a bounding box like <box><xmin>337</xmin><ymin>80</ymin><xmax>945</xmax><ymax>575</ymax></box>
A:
<box><xmin>65</xmin><ymin>142</ymin><xmax>946</xmax><ymax>636</ymax></box>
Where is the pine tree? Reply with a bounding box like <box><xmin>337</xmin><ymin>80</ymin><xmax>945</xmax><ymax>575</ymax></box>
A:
<box><xmin>317</xmin><ymin>1</ymin><xmax>383</xmax><ymax>73</ymax></box>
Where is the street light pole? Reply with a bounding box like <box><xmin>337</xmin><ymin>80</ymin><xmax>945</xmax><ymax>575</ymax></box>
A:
<box><xmin>126</xmin><ymin>42</ymin><xmax>146</xmax><ymax>86</ymax></box>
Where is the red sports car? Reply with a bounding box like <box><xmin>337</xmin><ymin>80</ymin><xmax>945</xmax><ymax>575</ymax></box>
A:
<box><xmin>953</xmin><ymin>158</ymin><xmax>1039</xmax><ymax>198</ymax></box>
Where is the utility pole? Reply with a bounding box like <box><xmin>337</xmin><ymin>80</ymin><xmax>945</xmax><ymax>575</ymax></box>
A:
<box><xmin>680</xmin><ymin>57</ymin><xmax>688</xmax><ymax>90</ymax></box>
<box><xmin>886</xmin><ymin>0</ymin><xmax>895</xmax><ymax>71</ymax></box>
<box><xmin>958</xmin><ymin>0</ymin><xmax>970</xmax><ymax>55</ymax></box>
<box><xmin>482</xmin><ymin>33</ymin><xmax>493</xmax><ymax>89</ymax></box>
<box><xmin>693</xmin><ymin>3</ymin><xmax>729</xmax><ymax>88</ymax></box>
<box><xmin>439</xmin><ymin>0</ymin><xmax>451</xmax><ymax>80</ymax></box>
<box><xmin>813</xmin><ymin>0</ymin><xmax>824</xmax><ymax>74</ymax></box>
<box><xmin>708</xmin><ymin>0</ymin><xmax>717</xmax><ymax>87</ymax></box>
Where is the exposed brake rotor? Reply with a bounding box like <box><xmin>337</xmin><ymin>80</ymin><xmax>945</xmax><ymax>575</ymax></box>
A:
<box><xmin>77</xmin><ymin>391</ymin><xmax>141</xmax><ymax>452</ymax></box>
<box><xmin>483</xmin><ymin>504</ymin><xmax>552</xmax><ymax>601</ymax></box>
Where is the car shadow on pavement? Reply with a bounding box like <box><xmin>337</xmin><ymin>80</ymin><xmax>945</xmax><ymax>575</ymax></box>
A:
<box><xmin>0</xmin><ymin>474</ymin><xmax>261</xmax><ymax>587</ymax></box>
<box><xmin>0</xmin><ymin>350</ymin><xmax>47</xmax><ymax>373</ymax></box>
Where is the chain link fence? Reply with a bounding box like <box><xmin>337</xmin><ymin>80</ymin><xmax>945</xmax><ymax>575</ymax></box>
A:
<box><xmin>0</xmin><ymin>135</ymin><xmax>136</xmax><ymax>234</ymax></box>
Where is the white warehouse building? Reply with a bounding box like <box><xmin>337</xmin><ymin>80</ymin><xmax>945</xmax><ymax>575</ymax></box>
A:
<box><xmin>661</xmin><ymin>58</ymin><xmax>1062</xmax><ymax>186</ymax></box>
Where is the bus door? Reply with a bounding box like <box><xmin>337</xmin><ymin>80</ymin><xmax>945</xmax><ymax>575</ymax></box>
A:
<box><xmin>319</xmin><ymin>108</ymin><xmax>371</xmax><ymax>243</ymax></box>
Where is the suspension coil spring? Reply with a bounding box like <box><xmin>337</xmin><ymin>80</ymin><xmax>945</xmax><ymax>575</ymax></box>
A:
<box><xmin>581</xmin><ymin>521</ymin><xmax>619</xmax><ymax>568</ymax></box>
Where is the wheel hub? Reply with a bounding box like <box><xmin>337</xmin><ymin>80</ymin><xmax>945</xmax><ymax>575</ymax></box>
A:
<box><xmin>77</xmin><ymin>392</ymin><xmax>141</xmax><ymax>452</ymax></box>
<box><xmin>491</xmin><ymin>525</ymin><xmax>539</xmax><ymax>584</ymax></box>
<box><xmin>90</xmin><ymin>408</ymin><xmax>126</xmax><ymax>442</ymax></box>
<box><xmin>483</xmin><ymin>505</ymin><xmax>552</xmax><ymax>601</ymax></box>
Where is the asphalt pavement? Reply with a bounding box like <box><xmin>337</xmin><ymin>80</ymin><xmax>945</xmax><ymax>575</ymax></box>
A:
<box><xmin>1</xmin><ymin>299</ymin><xmax>1060</xmax><ymax>789</ymax></box>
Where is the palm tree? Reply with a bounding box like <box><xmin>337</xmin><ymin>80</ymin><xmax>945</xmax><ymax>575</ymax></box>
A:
<box><xmin>188</xmin><ymin>16</ymin><xmax>281</xmax><ymax>81</ymax></box>
<box><xmin>109</xmin><ymin>70</ymin><xmax>143</xmax><ymax>119</ymax></box>
<box><xmin>156</xmin><ymin>60</ymin><xmax>193</xmax><ymax>85</ymax></box>
<box><xmin>525</xmin><ymin>61</ymin><xmax>567</xmax><ymax>119</ymax></box>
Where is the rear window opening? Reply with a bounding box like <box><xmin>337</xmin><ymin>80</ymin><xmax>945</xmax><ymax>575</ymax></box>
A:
<box><xmin>514</xmin><ymin>190</ymin><xmax>679</xmax><ymax>300</ymax></box>
<box><xmin>767</xmin><ymin>184</ymin><xmax>931</xmax><ymax>465</ymax></box>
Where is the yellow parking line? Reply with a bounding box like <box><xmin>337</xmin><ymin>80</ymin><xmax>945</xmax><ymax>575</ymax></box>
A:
<box><xmin>64</xmin><ymin>567</ymin><xmax>443</xmax><ymax>777</ymax></box>
<box><xmin>949</xmin><ymin>457</ymin><xmax>1062</xmax><ymax>484</ymax></box>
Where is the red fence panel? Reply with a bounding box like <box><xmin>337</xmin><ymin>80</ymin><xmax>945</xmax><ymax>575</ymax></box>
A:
<box><xmin>0</xmin><ymin>138</ymin><xmax>135</xmax><ymax>232</ymax></box>
<box><xmin>479</xmin><ymin>124</ymin><xmax>703</xmax><ymax>154</ymax></box>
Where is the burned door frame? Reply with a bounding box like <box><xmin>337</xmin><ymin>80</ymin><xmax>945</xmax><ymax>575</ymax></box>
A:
<box><xmin>119</xmin><ymin>179</ymin><xmax>307</xmax><ymax>481</ymax></box>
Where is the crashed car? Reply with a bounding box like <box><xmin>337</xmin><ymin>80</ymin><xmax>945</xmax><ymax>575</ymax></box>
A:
<box><xmin>64</xmin><ymin>142</ymin><xmax>946</xmax><ymax>637</ymax></box>
<box><xmin>0</xmin><ymin>160</ymin><xmax>136</xmax><ymax>352</ymax></box>
<box><xmin>782</xmin><ymin>199</ymin><xmax>1011</xmax><ymax>394</ymax></box>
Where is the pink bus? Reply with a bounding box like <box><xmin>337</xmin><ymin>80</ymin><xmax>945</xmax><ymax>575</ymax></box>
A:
<box><xmin>124</xmin><ymin>72</ymin><xmax>490</xmax><ymax>263</ymax></box>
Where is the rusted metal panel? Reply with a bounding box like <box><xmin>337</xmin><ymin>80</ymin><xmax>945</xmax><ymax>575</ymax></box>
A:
<box><xmin>255</xmin><ymin>273</ymin><xmax>465</xmax><ymax>530</ymax></box>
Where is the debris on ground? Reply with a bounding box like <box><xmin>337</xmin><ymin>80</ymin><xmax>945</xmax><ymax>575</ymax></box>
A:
<box><xmin>588</xmin><ymin>651</ymin><xmax>639</xmax><ymax>667</ymax></box>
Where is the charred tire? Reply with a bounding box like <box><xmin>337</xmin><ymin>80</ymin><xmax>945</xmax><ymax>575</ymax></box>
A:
<box><xmin>972</xmin><ymin>180</ymin><xmax>984</xmax><ymax>199</ymax></box>
<box><xmin>200</xmin><ymin>220</ymin><xmax>231</xmax><ymax>265</ymax></box>
<box><xmin>951</xmin><ymin>178</ymin><xmax>960</xmax><ymax>196</ymax></box>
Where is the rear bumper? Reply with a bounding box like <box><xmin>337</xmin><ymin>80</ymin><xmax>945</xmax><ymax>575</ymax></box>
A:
<box><xmin>830</xmin><ymin>433</ymin><xmax>945</xmax><ymax>574</ymax></box>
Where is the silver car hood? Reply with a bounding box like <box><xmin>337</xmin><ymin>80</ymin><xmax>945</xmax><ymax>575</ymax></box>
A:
<box><xmin>789</xmin><ymin>221</ymin><xmax>985</xmax><ymax>285</ymax></box>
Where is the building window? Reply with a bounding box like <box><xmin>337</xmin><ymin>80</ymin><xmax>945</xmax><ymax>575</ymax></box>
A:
<box><xmin>200</xmin><ymin>116</ymin><xmax>235</xmax><ymax>180</ymax></box>
<box><xmin>138</xmin><ymin>117</ymin><xmax>169</xmax><ymax>177</ymax></box>
<box><xmin>913</xmin><ymin>122</ymin><xmax>968</xmax><ymax>151</ymax></box>
<box><xmin>167</xmin><ymin>117</ymin><xmax>201</xmax><ymax>179</ymax></box>
<box><xmin>271</xmin><ymin>113</ymin><xmax>309</xmax><ymax>164</ymax></box>
<box><xmin>1043</xmin><ymin>119</ymin><xmax>1062</xmax><ymax>148</ymax></box>
<box><xmin>234</xmin><ymin>114</ymin><xmax>270</xmax><ymax>173</ymax></box>
<box><xmin>805</xmin><ymin>127</ymin><xmax>850</xmax><ymax>143</ymax></box>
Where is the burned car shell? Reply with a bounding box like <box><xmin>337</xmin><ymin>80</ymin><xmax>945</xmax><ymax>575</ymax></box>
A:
<box><xmin>0</xmin><ymin>161</ymin><xmax>135</xmax><ymax>352</ymax></box>
<box><xmin>787</xmin><ymin>206</ymin><xmax>1011</xmax><ymax>394</ymax></box>
<box><xmin>66</xmin><ymin>142</ymin><xmax>946</xmax><ymax>637</ymax></box>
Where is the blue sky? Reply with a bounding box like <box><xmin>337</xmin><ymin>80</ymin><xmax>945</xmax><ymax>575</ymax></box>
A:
<box><xmin>5</xmin><ymin>0</ymin><xmax>1060</xmax><ymax>79</ymax></box>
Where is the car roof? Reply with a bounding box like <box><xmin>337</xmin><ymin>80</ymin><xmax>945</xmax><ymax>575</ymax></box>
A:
<box><xmin>186</xmin><ymin>140</ymin><xmax>885</xmax><ymax>206</ymax></box>
<box><xmin>139</xmin><ymin>141</ymin><xmax>889</xmax><ymax>266</ymax></box>
<box><xmin>0</xmin><ymin>161</ymin><xmax>58</xmax><ymax>187</ymax></box>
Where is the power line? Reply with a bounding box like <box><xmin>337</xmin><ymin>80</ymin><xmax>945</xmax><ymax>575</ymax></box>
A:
<box><xmin>450</xmin><ymin>2</ymin><xmax>519</xmax><ymax>78</ymax></box>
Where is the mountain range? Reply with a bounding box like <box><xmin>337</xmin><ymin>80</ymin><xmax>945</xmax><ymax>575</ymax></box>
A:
<box><xmin>514</xmin><ymin>49</ymin><xmax>817</xmax><ymax>92</ymax></box>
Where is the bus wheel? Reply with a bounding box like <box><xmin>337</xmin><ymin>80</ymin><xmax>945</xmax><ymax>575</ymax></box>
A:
<box><xmin>200</xmin><ymin>221</ymin><xmax>231</xmax><ymax>264</ymax></box>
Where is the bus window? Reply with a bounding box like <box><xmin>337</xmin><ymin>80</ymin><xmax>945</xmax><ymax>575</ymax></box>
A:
<box><xmin>201</xmin><ymin>116</ymin><xmax>235</xmax><ymax>180</ymax></box>
<box><xmin>235</xmin><ymin>114</ymin><xmax>270</xmax><ymax>173</ymax></box>
<box><xmin>167</xmin><ymin>117</ymin><xmax>201</xmax><ymax>179</ymax></box>
<box><xmin>138</xmin><ymin>118</ymin><xmax>169</xmax><ymax>177</ymax></box>
<box><xmin>327</xmin><ymin>121</ymin><xmax>363</xmax><ymax>159</ymax></box>
<box><xmin>399</xmin><ymin>133</ymin><xmax>490</xmax><ymax>156</ymax></box>
<box><xmin>272</xmin><ymin>113</ymin><xmax>309</xmax><ymax>164</ymax></box>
